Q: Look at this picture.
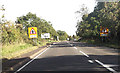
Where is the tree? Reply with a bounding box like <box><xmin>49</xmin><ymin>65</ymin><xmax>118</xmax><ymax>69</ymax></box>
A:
<box><xmin>75</xmin><ymin>4</ymin><xmax>89</xmax><ymax>21</ymax></box>
<box><xmin>0</xmin><ymin>5</ymin><xmax>5</xmax><ymax>24</ymax></box>
<box><xmin>16</xmin><ymin>12</ymin><xmax>58</xmax><ymax>40</ymax></box>
<box><xmin>76</xmin><ymin>2</ymin><xmax>120</xmax><ymax>42</ymax></box>
<box><xmin>57</xmin><ymin>30</ymin><xmax>68</xmax><ymax>40</ymax></box>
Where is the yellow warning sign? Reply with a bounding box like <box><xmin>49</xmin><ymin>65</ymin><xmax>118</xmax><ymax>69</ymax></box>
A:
<box><xmin>28</xmin><ymin>27</ymin><xmax>37</xmax><ymax>38</ymax></box>
<box><xmin>100</xmin><ymin>27</ymin><xmax>109</xmax><ymax>37</ymax></box>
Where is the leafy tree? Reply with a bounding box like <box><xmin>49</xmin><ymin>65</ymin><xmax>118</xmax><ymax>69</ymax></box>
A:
<box><xmin>16</xmin><ymin>12</ymin><xmax>58</xmax><ymax>40</ymax></box>
<box><xmin>57</xmin><ymin>30</ymin><xmax>68</xmax><ymax>40</ymax></box>
<box><xmin>1</xmin><ymin>12</ymin><xmax>58</xmax><ymax>45</ymax></box>
<box><xmin>76</xmin><ymin>2</ymin><xmax>120</xmax><ymax>44</ymax></box>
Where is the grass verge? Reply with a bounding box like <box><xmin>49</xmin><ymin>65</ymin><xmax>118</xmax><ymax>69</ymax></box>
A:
<box><xmin>2</xmin><ymin>43</ymin><xmax>38</xmax><ymax>59</ymax></box>
<box><xmin>2</xmin><ymin>40</ymin><xmax>59</xmax><ymax>59</ymax></box>
<box><xmin>80</xmin><ymin>39</ymin><xmax>120</xmax><ymax>49</ymax></box>
<box><xmin>1</xmin><ymin>40</ymin><xmax>59</xmax><ymax>71</ymax></box>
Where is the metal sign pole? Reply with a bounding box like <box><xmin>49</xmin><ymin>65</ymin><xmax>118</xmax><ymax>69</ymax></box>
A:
<box><xmin>102</xmin><ymin>37</ymin><xmax>103</xmax><ymax>42</ymax></box>
<box><xmin>33</xmin><ymin>38</ymin><xmax>37</xmax><ymax>45</ymax></box>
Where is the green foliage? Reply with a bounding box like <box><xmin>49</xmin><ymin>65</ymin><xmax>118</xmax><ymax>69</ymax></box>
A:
<box><xmin>68</xmin><ymin>35</ymin><xmax>79</xmax><ymax>41</ymax></box>
<box><xmin>2</xmin><ymin>24</ymin><xmax>24</xmax><ymax>45</ymax></box>
<box><xmin>2</xmin><ymin>12</ymin><xmax>58</xmax><ymax>45</ymax></box>
<box><xmin>57</xmin><ymin>30</ymin><xmax>68</xmax><ymax>40</ymax></box>
<box><xmin>76</xmin><ymin>2</ymin><xmax>120</xmax><ymax>42</ymax></box>
<box><xmin>2</xmin><ymin>43</ymin><xmax>38</xmax><ymax>59</ymax></box>
<box><xmin>16</xmin><ymin>12</ymin><xmax>58</xmax><ymax>40</ymax></box>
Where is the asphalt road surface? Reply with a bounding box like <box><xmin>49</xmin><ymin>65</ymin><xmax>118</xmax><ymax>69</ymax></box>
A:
<box><xmin>15</xmin><ymin>41</ymin><xmax>120</xmax><ymax>73</ymax></box>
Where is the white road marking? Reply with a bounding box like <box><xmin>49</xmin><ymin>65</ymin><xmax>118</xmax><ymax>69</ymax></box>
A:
<box><xmin>66</xmin><ymin>41</ymin><xmax>69</xmax><ymax>43</ymax></box>
<box><xmin>70</xmin><ymin>44</ymin><xmax>73</xmax><ymax>46</ymax></box>
<box><xmin>67</xmin><ymin>42</ymin><xmax>89</xmax><ymax>58</ymax></box>
<box><xmin>79</xmin><ymin>50</ymin><xmax>89</xmax><ymax>57</ymax></box>
<box><xmin>104</xmin><ymin>64</ymin><xmax>119</xmax><ymax>67</ymax></box>
<box><xmin>14</xmin><ymin>46</ymin><xmax>51</xmax><ymax>73</ymax></box>
<box><xmin>73</xmin><ymin>47</ymin><xmax>77</xmax><ymax>49</ymax></box>
<box><xmin>66</xmin><ymin>41</ymin><xmax>73</xmax><ymax>46</ymax></box>
<box><xmin>95</xmin><ymin>60</ymin><xmax>118</xmax><ymax>73</ymax></box>
<box><xmin>53</xmin><ymin>43</ymin><xmax>56</xmax><ymax>45</ymax></box>
<box><xmin>67</xmin><ymin>42</ymin><xmax>118</xmax><ymax>73</ymax></box>
<box><xmin>88</xmin><ymin>60</ymin><xmax>94</xmax><ymax>63</ymax></box>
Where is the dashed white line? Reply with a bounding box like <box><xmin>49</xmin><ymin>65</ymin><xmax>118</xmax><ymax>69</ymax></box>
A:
<box><xmin>66</xmin><ymin>41</ymin><xmax>73</xmax><ymax>47</ymax></box>
<box><xmin>53</xmin><ymin>43</ymin><xmax>56</xmax><ymax>45</ymax></box>
<box><xmin>73</xmin><ymin>46</ymin><xmax>89</xmax><ymax>57</ymax></box>
<box><xmin>73</xmin><ymin>47</ymin><xmax>77</xmax><ymax>49</ymax></box>
<box><xmin>66</xmin><ymin>42</ymin><xmax>118</xmax><ymax>73</ymax></box>
<box><xmin>79</xmin><ymin>50</ymin><xmax>89</xmax><ymax>57</ymax></box>
<box><xmin>95</xmin><ymin>60</ymin><xmax>118</xmax><ymax>73</ymax></box>
<box><xmin>14</xmin><ymin>46</ymin><xmax>51</xmax><ymax>73</ymax></box>
<box><xmin>70</xmin><ymin>44</ymin><xmax>73</xmax><ymax>46</ymax></box>
<box><xmin>73</xmin><ymin>46</ymin><xmax>117</xmax><ymax>73</ymax></box>
<box><xmin>88</xmin><ymin>60</ymin><xmax>94</xmax><ymax>63</ymax></box>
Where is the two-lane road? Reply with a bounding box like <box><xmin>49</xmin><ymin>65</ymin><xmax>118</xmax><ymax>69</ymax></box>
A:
<box><xmin>15</xmin><ymin>41</ymin><xmax>119</xmax><ymax>73</ymax></box>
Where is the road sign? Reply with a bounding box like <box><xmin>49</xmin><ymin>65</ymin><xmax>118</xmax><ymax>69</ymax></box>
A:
<box><xmin>100</xmin><ymin>27</ymin><xmax>109</xmax><ymax>37</ymax></box>
<box><xmin>28</xmin><ymin>27</ymin><xmax>37</xmax><ymax>38</ymax></box>
<box><xmin>41</xmin><ymin>33</ymin><xmax>50</xmax><ymax>39</ymax></box>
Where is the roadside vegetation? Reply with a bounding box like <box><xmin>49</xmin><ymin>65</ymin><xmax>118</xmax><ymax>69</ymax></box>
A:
<box><xmin>57</xmin><ymin>30</ymin><xmax>68</xmax><ymax>40</ymax></box>
<box><xmin>76</xmin><ymin>2</ymin><xmax>120</xmax><ymax>49</ymax></box>
<box><xmin>2</xmin><ymin>43</ymin><xmax>37</xmax><ymax>59</ymax></box>
<box><xmin>0</xmin><ymin>5</ymin><xmax>68</xmax><ymax>59</ymax></box>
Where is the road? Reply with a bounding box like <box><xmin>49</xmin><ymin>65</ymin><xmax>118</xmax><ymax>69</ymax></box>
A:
<box><xmin>15</xmin><ymin>41</ymin><xmax>119</xmax><ymax>73</ymax></box>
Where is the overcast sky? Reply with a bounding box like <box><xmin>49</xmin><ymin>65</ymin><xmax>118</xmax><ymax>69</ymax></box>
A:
<box><xmin>0</xmin><ymin>0</ymin><xmax>97</xmax><ymax>36</ymax></box>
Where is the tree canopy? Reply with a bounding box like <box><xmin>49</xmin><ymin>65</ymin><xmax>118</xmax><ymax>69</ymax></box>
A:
<box><xmin>2</xmin><ymin>12</ymin><xmax>60</xmax><ymax>45</ymax></box>
<box><xmin>57</xmin><ymin>30</ymin><xmax>68</xmax><ymax>40</ymax></box>
<box><xmin>16</xmin><ymin>12</ymin><xmax>58</xmax><ymax>39</ymax></box>
<box><xmin>76</xmin><ymin>2</ymin><xmax>120</xmax><ymax>42</ymax></box>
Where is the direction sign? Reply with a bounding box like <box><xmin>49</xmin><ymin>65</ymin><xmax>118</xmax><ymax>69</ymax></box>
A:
<box><xmin>41</xmin><ymin>33</ymin><xmax>50</xmax><ymax>39</ymax></box>
<box><xmin>28</xmin><ymin>27</ymin><xmax>37</xmax><ymax>38</ymax></box>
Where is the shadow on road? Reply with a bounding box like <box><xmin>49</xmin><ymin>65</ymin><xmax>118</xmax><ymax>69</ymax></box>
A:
<box><xmin>2</xmin><ymin>55</ymin><xmax>120</xmax><ymax>73</ymax></box>
<box><xmin>52</xmin><ymin>42</ymin><xmax>120</xmax><ymax>54</ymax></box>
<box><xmin>2</xmin><ymin>57</ymin><xmax>30</xmax><ymax>72</ymax></box>
<box><xmin>2</xmin><ymin>42</ymin><xmax>120</xmax><ymax>73</ymax></box>
<box><xmin>52</xmin><ymin>42</ymin><xmax>103</xmax><ymax>47</ymax></box>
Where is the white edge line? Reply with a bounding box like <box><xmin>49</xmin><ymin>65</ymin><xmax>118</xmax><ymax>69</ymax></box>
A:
<box><xmin>95</xmin><ymin>60</ymin><xmax>118</xmax><ymax>73</ymax></box>
<box><xmin>14</xmin><ymin>47</ymin><xmax>50</xmax><ymax>73</ymax></box>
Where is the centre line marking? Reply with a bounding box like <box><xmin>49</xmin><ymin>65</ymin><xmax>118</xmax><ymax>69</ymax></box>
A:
<box><xmin>73</xmin><ymin>47</ymin><xmax>77</xmax><ymax>49</ymax></box>
<box><xmin>95</xmin><ymin>60</ymin><xmax>118</xmax><ymax>73</ymax></box>
<box><xmin>70</xmin><ymin>44</ymin><xmax>73</xmax><ymax>46</ymax></box>
<box><xmin>79</xmin><ymin>50</ymin><xmax>89</xmax><ymax>57</ymax></box>
<box><xmin>67</xmin><ymin>42</ymin><xmax>117</xmax><ymax>73</ymax></box>
<box><xmin>14</xmin><ymin>46</ymin><xmax>51</xmax><ymax>73</ymax></box>
<box><xmin>88</xmin><ymin>60</ymin><xmax>94</xmax><ymax>63</ymax></box>
<box><xmin>73</xmin><ymin>46</ymin><xmax>89</xmax><ymax>58</ymax></box>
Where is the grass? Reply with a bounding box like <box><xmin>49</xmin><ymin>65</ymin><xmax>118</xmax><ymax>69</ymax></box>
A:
<box><xmin>1</xmin><ymin>40</ymin><xmax>59</xmax><ymax>71</ymax></box>
<box><xmin>2</xmin><ymin>43</ymin><xmax>38</xmax><ymax>59</ymax></box>
<box><xmin>1</xmin><ymin>40</ymin><xmax>59</xmax><ymax>59</ymax></box>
